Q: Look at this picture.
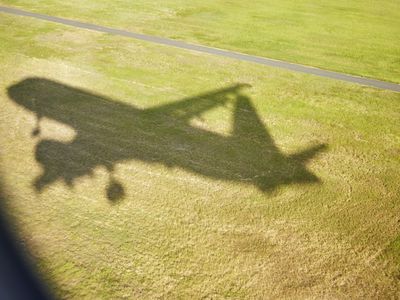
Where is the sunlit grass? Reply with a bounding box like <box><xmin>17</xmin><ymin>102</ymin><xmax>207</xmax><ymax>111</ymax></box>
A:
<box><xmin>1</xmin><ymin>0</ymin><xmax>400</xmax><ymax>82</ymax></box>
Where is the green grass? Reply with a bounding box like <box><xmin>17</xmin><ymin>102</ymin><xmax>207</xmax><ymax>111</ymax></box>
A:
<box><xmin>0</xmin><ymin>8</ymin><xmax>400</xmax><ymax>299</ymax></box>
<box><xmin>1</xmin><ymin>0</ymin><xmax>400</xmax><ymax>83</ymax></box>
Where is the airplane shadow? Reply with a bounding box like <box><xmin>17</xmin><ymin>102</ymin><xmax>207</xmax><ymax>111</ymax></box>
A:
<box><xmin>7</xmin><ymin>78</ymin><xmax>327</xmax><ymax>202</ymax></box>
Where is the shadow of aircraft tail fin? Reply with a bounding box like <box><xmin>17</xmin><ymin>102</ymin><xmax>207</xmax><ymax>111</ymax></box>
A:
<box><xmin>254</xmin><ymin>144</ymin><xmax>327</xmax><ymax>192</ymax></box>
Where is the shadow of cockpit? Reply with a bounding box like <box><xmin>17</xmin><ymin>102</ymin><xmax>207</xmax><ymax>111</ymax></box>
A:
<box><xmin>7</xmin><ymin>78</ymin><xmax>327</xmax><ymax>202</ymax></box>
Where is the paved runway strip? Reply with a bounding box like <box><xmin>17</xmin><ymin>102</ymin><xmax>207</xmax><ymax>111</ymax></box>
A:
<box><xmin>1</xmin><ymin>5</ymin><xmax>399</xmax><ymax>92</ymax></box>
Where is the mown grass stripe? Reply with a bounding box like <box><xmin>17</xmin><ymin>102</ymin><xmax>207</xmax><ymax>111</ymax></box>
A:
<box><xmin>1</xmin><ymin>5</ymin><xmax>400</xmax><ymax>92</ymax></box>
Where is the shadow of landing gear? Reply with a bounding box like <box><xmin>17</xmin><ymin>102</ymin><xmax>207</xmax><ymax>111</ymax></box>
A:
<box><xmin>106</xmin><ymin>179</ymin><xmax>125</xmax><ymax>203</ymax></box>
<box><xmin>7</xmin><ymin>78</ymin><xmax>327</xmax><ymax>202</ymax></box>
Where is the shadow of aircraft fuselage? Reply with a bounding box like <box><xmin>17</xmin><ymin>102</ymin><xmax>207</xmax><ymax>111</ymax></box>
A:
<box><xmin>7</xmin><ymin>78</ymin><xmax>326</xmax><ymax>201</ymax></box>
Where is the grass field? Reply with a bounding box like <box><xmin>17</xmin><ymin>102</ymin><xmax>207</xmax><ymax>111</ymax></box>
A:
<box><xmin>1</xmin><ymin>0</ymin><xmax>400</xmax><ymax>83</ymax></box>
<box><xmin>0</xmin><ymin>2</ymin><xmax>400</xmax><ymax>299</ymax></box>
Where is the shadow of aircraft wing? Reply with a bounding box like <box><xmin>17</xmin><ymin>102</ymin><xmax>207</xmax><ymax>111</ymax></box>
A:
<box><xmin>231</xmin><ymin>94</ymin><xmax>278</xmax><ymax>151</ymax></box>
<box><xmin>146</xmin><ymin>83</ymin><xmax>250</xmax><ymax>122</ymax></box>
